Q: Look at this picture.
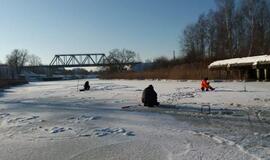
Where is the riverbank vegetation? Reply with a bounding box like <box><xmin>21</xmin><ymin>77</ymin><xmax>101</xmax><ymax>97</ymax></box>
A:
<box><xmin>0</xmin><ymin>79</ymin><xmax>28</xmax><ymax>89</ymax></box>
<box><xmin>0</xmin><ymin>49</ymin><xmax>41</xmax><ymax>88</ymax></box>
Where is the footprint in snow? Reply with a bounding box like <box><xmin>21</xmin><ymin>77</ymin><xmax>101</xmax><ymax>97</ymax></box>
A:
<box><xmin>93</xmin><ymin>127</ymin><xmax>135</xmax><ymax>137</ymax></box>
<box><xmin>0</xmin><ymin>113</ymin><xmax>10</xmax><ymax>118</ymax></box>
<box><xmin>48</xmin><ymin>127</ymin><xmax>72</xmax><ymax>134</ymax></box>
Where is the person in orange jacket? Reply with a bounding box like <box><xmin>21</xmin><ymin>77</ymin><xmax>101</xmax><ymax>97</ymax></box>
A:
<box><xmin>201</xmin><ymin>77</ymin><xmax>215</xmax><ymax>91</ymax></box>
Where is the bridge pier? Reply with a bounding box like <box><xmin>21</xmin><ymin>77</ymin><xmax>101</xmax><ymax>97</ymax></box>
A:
<box><xmin>256</xmin><ymin>69</ymin><xmax>261</xmax><ymax>81</ymax></box>
<box><xmin>264</xmin><ymin>68</ymin><xmax>268</xmax><ymax>81</ymax></box>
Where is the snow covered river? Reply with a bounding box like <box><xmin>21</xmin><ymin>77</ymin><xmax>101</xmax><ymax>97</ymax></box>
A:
<box><xmin>0</xmin><ymin>79</ymin><xmax>270</xmax><ymax>160</ymax></box>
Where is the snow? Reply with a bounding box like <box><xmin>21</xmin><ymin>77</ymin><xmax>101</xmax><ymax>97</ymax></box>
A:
<box><xmin>50</xmin><ymin>127</ymin><xmax>66</xmax><ymax>134</ymax></box>
<box><xmin>208</xmin><ymin>55</ymin><xmax>270</xmax><ymax>69</ymax></box>
<box><xmin>93</xmin><ymin>127</ymin><xmax>135</xmax><ymax>137</ymax></box>
<box><xmin>0</xmin><ymin>79</ymin><xmax>270</xmax><ymax>159</ymax></box>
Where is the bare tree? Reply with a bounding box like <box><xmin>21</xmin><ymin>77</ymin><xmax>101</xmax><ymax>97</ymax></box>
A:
<box><xmin>107</xmin><ymin>49</ymin><xmax>137</xmax><ymax>63</ymax></box>
<box><xmin>27</xmin><ymin>54</ymin><xmax>42</xmax><ymax>66</ymax></box>
<box><xmin>181</xmin><ymin>24</ymin><xmax>197</xmax><ymax>62</ymax></box>
<box><xmin>152</xmin><ymin>56</ymin><xmax>170</xmax><ymax>69</ymax></box>
<box><xmin>205</xmin><ymin>10</ymin><xmax>217</xmax><ymax>59</ymax></box>
<box><xmin>180</xmin><ymin>0</ymin><xmax>270</xmax><ymax>62</ymax></box>
<box><xmin>216</xmin><ymin>0</ymin><xmax>235</xmax><ymax>58</ymax></box>
<box><xmin>196</xmin><ymin>14</ymin><xmax>208</xmax><ymax>58</ymax></box>
<box><xmin>106</xmin><ymin>49</ymin><xmax>138</xmax><ymax>72</ymax></box>
<box><xmin>6</xmin><ymin>49</ymin><xmax>28</xmax><ymax>78</ymax></box>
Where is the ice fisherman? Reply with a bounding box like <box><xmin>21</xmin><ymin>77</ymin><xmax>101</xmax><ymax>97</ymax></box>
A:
<box><xmin>201</xmin><ymin>77</ymin><xmax>215</xmax><ymax>91</ymax></box>
<box><xmin>142</xmin><ymin>85</ymin><xmax>160</xmax><ymax>107</ymax></box>
<box><xmin>80</xmin><ymin>81</ymin><xmax>90</xmax><ymax>91</ymax></box>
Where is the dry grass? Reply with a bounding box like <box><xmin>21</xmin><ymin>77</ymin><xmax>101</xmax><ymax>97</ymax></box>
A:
<box><xmin>101</xmin><ymin>63</ymin><xmax>241</xmax><ymax>80</ymax></box>
<box><xmin>0</xmin><ymin>79</ymin><xmax>28</xmax><ymax>88</ymax></box>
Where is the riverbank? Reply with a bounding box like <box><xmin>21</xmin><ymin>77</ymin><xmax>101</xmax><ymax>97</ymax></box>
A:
<box><xmin>100</xmin><ymin>65</ymin><xmax>240</xmax><ymax>80</ymax></box>
<box><xmin>0</xmin><ymin>79</ymin><xmax>28</xmax><ymax>89</ymax></box>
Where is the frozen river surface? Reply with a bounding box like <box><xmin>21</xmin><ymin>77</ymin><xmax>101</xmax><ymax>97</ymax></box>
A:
<box><xmin>0</xmin><ymin>79</ymin><xmax>270</xmax><ymax>160</ymax></box>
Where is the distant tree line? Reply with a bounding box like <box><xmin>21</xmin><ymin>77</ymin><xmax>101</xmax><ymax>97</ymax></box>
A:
<box><xmin>5</xmin><ymin>49</ymin><xmax>42</xmax><ymax>79</ymax></box>
<box><xmin>3</xmin><ymin>48</ymin><xmax>141</xmax><ymax>78</ymax></box>
<box><xmin>181</xmin><ymin>0</ymin><xmax>270</xmax><ymax>62</ymax></box>
<box><xmin>147</xmin><ymin>56</ymin><xmax>184</xmax><ymax>69</ymax></box>
<box><xmin>104</xmin><ymin>48</ymin><xmax>140</xmax><ymax>72</ymax></box>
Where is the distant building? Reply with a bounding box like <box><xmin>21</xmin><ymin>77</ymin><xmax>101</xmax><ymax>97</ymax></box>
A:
<box><xmin>0</xmin><ymin>64</ymin><xmax>12</xmax><ymax>79</ymax></box>
<box><xmin>209</xmin><ymin>55</ymin><xmax>270</xmax><ymax>81</ymax></box>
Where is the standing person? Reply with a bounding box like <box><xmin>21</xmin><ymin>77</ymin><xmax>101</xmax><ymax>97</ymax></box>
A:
<box><xmin>142</xmin><ymin>85</ymin><xmax>160</xmax><ymax>107</ymax></box>
<box><xmin>201</xmin><ymin>77</ymin><xmax>215</xmax><ymax>91</ymax></box>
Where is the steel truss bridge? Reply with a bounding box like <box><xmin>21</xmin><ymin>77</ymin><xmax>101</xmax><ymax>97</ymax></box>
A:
<box><xmin>49</xmin><ymin>53</ymin><xmax>138</xmax><ymax>67</ymax></box>
<box><xmin>50</xmin><ymin>53</ymin><xmax>108</xmax><ymax>67</ymax></box>
<box><xmin>28</xmin><ymin>53</ymin><xmax>140</xmax><ymax>68</ymax></box>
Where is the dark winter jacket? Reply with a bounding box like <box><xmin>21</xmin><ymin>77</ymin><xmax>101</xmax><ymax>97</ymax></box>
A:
<box><xmin>142</xmin><ymin>85</ymin><xmax>158</xmax><ymax>107</ymax></box>
<box><xmin>84</xmin><ymin>81</ymin><xmax>90</xmax><ymax>90</ymax></box>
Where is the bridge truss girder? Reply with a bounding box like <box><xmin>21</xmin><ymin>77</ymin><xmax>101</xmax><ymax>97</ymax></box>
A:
<box><xmin>49</xmin><ymin>53</ymin><xmax>109</xmax><ymax>67</ymax></box>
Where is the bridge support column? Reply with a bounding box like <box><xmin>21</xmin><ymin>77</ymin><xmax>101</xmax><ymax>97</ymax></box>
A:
<box><xmin>264</xmin><ymin>68</ymin><xmax>268</xmax><ymax>81</ymax></box>
<box><xmin>244</xmin><ymin>70</ymin><xmax>248</xmax><ymax>81</ymax></box>
<box><xmin>256</xmin><ymin>69</ymin><xmax>260</xmax><ymax>81</ymax></box>
<box><xmin>45</xmin><ymin>68</ymin><xmax>53</xmax><ymax>78</ymax></box>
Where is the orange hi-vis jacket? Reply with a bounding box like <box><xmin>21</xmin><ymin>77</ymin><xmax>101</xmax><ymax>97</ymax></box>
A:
<box><xmin>201</xmin><ymin>80</ymin><xmax>209</xmax><ymax>88</ymax></box>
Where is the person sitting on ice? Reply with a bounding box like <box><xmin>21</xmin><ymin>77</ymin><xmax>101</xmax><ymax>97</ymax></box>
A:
<box><xmin>80</xmin><ymin>81</ymin><xmax>90</xmax><ymax>91</ymax></box>
<box><xmin>142</xmin><ymin>85</ymin><xmax>160</xmax><ymax>107</ymax></box>
<box><xmin>201</xmin><ymin>77</ymin><xmax>215</xmax><ymax>91</ymax></box>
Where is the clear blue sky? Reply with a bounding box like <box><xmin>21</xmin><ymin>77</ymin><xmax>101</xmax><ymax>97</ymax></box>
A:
<box><xmin>0</xmin><ymin>0</ymin><xmax>216</xmax><ymax>64</ymax></box>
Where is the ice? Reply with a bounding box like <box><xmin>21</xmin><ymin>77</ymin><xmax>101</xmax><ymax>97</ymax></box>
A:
<box><xmin>123</xmin><ymin>131</ymin><xmax>135</xmax><ymax>136</ymax></box>
<box><xmin>0</xmin><ymin>79</ymin><xmax>270</xmax><ymax>160</ymax></box>
<box><xmin>0</xmin><ymin>113</ymin><xmax>10</xmax><ymax>118</ymax></box>
<box><xmin>88</xmin><ymin>116</ymin><xmax>98</xmax><ymax>120</ymax></box>
<box><xmin>93</xmin><ymin>127</ymin><xmax>133</xmax><ymax>137</ymax></box>
<box><xmin>67</xmin><ymin>115</ymin><xmax>100</xmax><ymax>122</ymax></box>
<box><xmin>26</xmin><ymin>116</ymin><xmax>39</xmax><ymax>120</ymax></box>
<box><xmin>50</xmin><ymin>127</ymin><xmax>65</xmax><ymax>134</ymax></box>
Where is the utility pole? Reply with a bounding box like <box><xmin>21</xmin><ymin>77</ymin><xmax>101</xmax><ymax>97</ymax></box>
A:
<box><xmin>173</xmin><ymin>50</ymin><xmax>176</xmax><ymax>61</ymax></box>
